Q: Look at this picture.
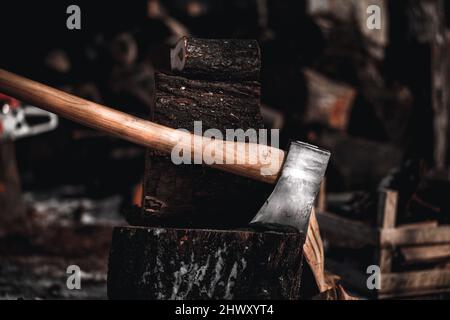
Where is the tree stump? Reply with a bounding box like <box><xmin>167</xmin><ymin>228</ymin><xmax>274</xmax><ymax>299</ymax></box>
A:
<box><xmin>107</xmin><ymin>226</ymin><xmax>305</xmax><ymax>300</ymax></box>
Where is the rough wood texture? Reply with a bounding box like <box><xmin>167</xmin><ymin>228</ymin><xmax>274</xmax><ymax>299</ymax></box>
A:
<box><xmin>304</xmin><ymin>209</ymin><xmax>331</xmax><ymax>293</ymax></box>
<box><xmin>107</xmin><ymin>226</ymin><xmax>304</xmax><ymax>300</ymax></box>
<box><xmin>381</xmin><ymin>269</ymin><xmax>450</xmax><ymax>298</ymax></box>
<box><xmin>153</xmin><ymin>73</ymin><xmax>262</xmax><ymax>130</ymax></box>
<box><xmin>376</xmin><ymin>190</ymin><xmax>398</xmax><ymax>273</ymax></box>
<box><xmin>171</xmin><ymin>37</ymin><xmax>261</xmax><ymax>81</ymax></box>
<box><xmin>0</xmin><ymin>141</ymin><xmax>25</xmax><ymax>227</ymax></box>
<box><xmin>400</xmin><ymin>244</ymin><xmax>450</xmax><ymax>265</ymax></box>
<box><xmin>380</xmin><ymin>225</ymin><xmax>450</xmax><ymax>247</ymax></box>
<box><xmin>141</xmin><ymin>72</ymin><xmax>272</xmax><ymax>229</ymax></box>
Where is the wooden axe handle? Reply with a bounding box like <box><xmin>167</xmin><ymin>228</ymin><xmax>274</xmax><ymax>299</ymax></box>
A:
<box><xmin>0</xmin><ymin>69</ymin><xmax>284</xmax><ymax>184</ymax></box>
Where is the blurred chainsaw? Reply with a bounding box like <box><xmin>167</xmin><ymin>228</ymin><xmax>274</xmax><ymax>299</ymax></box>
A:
<box><xmin>0</xmin><ymin>93</ymin><xmax>58</xmax><ymax>141</ymax></box>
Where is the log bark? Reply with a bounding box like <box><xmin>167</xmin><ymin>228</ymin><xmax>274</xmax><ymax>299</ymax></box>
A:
<box><xmin>171</xmin><ymin>37</ymin><xmax>261</xmax><ymax>81</ymax></box>
<box><xmin>107</xmin><ymin>226</ymin><xmax>305</xmax><ymax>300</ymax></box>
<box><xmin>153</xmin><ymin>73</ymin><xmax>262</xmax><ymax>130</ymax></box>
<box><xmin>140</xmin><ymin>72</ymin><xmax>270</xmax><ymax>230</ymax></box>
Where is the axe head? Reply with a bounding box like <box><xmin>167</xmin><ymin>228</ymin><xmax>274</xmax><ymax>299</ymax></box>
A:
<box><xmin>250</xmin><ymin>141</ymin><xmax>330</xmax><ymax>236</ymax></box>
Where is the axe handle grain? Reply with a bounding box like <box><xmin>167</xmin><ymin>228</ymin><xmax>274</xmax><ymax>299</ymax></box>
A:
<box><xmin>0</xmin><ymin>69</ymin><xmax>284</xmax><ymax>184</ymax></box>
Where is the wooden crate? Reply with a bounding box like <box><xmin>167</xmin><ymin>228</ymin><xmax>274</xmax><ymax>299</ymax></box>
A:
<box><xmin>317</xmin><ymin>189</ymin><xmax>450</xmax><ymax>299</ymax></box>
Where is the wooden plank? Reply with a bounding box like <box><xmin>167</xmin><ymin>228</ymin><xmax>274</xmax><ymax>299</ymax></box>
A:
<box><xmin>381</xmin><ymin>269</ymin><xmax>450</xmax><ymax>296</ymax></box>
<box><xmin>397</xmin><ymin>220</ymin><xmax>438</xmax><ymax>230</ymax></box>
<box><xmin>377</xmin><ymin>189</ymin><xmax>398</xmax><ymax>229</ymax></box>
<box><xmin>379</xmin><ymin>287</ymin><xmax>450</xmax><ymax>299</ymax></box>
<box><xmin>381</xmin><ymin>225</ymin><xmax>450</xmax><ymax>246</ymax></box>
<box><xmin>400</xmin><ymin>244</ymin><xmax>450</xmax><ymax>265</ymax></box>
<box><xmin>378</xmin><ymin>249</ymin><xmax>393</xmax><ymax>273</ymax></box>
<box><xmin>316</xmin><ymin>211</ymin><xmax>378</xmax><ymax>246</ymax></box>
<box><xmin>376</xmin><ymin>190</ymin><xmax>398</xmax><ymax>273</ymax></box>
<box><xmin>315</xmin><ymin>133</ymin><xmax>404</xmax><ymax>189</ymax></box>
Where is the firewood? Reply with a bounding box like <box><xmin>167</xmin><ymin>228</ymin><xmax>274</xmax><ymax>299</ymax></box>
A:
<box><xmin>171</xmin><ymin>37</ymin><xmax>261</xmax><ymax>81</ymax></box>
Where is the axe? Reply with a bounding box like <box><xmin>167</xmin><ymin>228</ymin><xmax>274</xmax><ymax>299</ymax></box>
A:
<box><xmin>0</xmin><ymin>69</ymin><xmax>330</xmax><ymax>235</ymax></box>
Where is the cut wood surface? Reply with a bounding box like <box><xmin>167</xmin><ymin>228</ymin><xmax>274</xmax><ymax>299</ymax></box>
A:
<box><xmin>376</xmin><ymin>190</ymin><xmax>398</xmax><ymax>273</ymax></box>
<box><xmin>171</xmin><ymin>37</ymin><xmax>261</xmax><ymax>81</ymax></box>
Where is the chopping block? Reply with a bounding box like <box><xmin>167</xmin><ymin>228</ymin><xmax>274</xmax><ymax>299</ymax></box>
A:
<box><xmin>108</xmin><ymin>227</ymin><xmax>305</xmax><ymax>300</ymax></box>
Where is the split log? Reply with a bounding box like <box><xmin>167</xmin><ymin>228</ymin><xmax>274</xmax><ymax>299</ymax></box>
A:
<box><xmin>107</xmin><ymin>226</ymin><xmax>305</xmax><ymax>300</ymax></box>
<box><xmin>171</xmin><ymin>37</ymin><xmax>261</xmax><ymax>81</ymax></box>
